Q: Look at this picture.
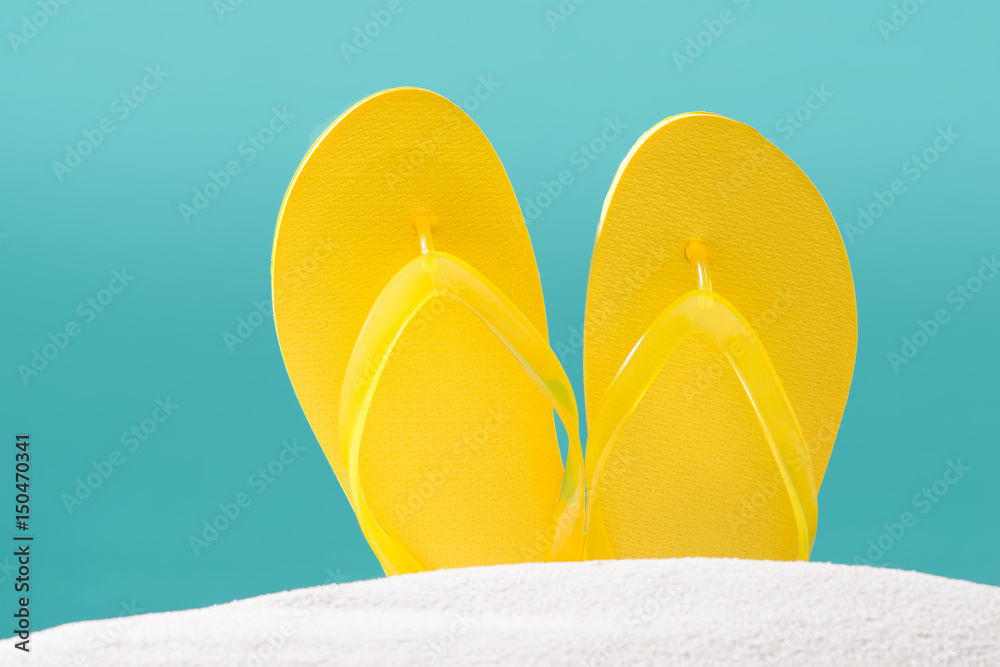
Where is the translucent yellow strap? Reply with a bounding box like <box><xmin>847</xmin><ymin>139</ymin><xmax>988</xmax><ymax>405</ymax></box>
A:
<box><xmin>339</xmin><ymin>249</ymin><xmax>586</xmax><ymax>575</ymax></box>
<box><xmin>585</xmin><ymin>243</ymin><xmax>817</xmax><ymax>560</ymax></box>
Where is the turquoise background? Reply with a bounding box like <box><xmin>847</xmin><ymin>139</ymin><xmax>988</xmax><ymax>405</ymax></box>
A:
<box><xmin>2</xmin><ymin>0</ymin><xmax>998</xmax><ymax>635</ymax></box>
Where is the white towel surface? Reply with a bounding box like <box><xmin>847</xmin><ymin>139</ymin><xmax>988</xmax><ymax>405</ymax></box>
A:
<box><xmin>6</xmin><ymin>558</ymin><xmax>1000</xmax><ymax>666</ymax></box>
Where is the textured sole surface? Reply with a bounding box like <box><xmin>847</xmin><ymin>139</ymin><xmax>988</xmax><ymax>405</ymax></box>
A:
<box><xmin>584</xmin><ymin>113</ymin><xmax>856</xmax><ymax>560</ymax></box>
<box><xmin>272</xmin><ymin>88</ymin><xmax>563</xmax><ymax>569</ymax></box>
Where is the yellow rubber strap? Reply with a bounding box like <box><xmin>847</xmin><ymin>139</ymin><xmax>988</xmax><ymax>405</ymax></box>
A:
<box><xmin>585</xmin><ymin>288</ymin><xmax>818</xmax><ymax>560</ymax></box>
<box><xmin>339</xmin><ymin>250</ymin><xmax>586</xmax><ymax>575</ymax></box>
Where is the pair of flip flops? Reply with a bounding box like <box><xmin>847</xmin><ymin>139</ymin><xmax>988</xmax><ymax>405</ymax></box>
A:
<box><xmin>271</xmin><ymin>88</ymin><xmax>856</xmax><ymax>575</ymax></box>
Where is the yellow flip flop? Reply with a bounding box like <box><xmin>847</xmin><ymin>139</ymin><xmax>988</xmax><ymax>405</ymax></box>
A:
<box><xmin>271</xmin><ymin>88</ymin><xmax>584</xmax><ymax>575</ymax></box>
<box><xmin>583</xmin><ymin>113</ymin><xmax>856</xmax><ymax>561</ymax></box>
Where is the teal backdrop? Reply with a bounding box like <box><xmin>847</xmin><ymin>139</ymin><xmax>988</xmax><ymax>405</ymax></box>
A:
<box><xmin>2</xmin><ymin>0</ymin><xmax>998</xmax><ymax>635</ymax></box>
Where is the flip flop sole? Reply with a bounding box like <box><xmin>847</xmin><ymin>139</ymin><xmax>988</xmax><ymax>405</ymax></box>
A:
<box><xmin>272</xmin><ymin>88</ymin><xmax>564</xmax><ymax>569</ymax></box>
<box><xmin>584</xmin><ymin>113</ymin><xmax>856</xmax><ymax>560</ymax></box>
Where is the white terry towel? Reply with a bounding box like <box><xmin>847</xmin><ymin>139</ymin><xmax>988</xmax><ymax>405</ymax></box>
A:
<box><xmin>5</xmin><ymin>558</ymin><xmax>999</xmax><ymax>665</ymax></box>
